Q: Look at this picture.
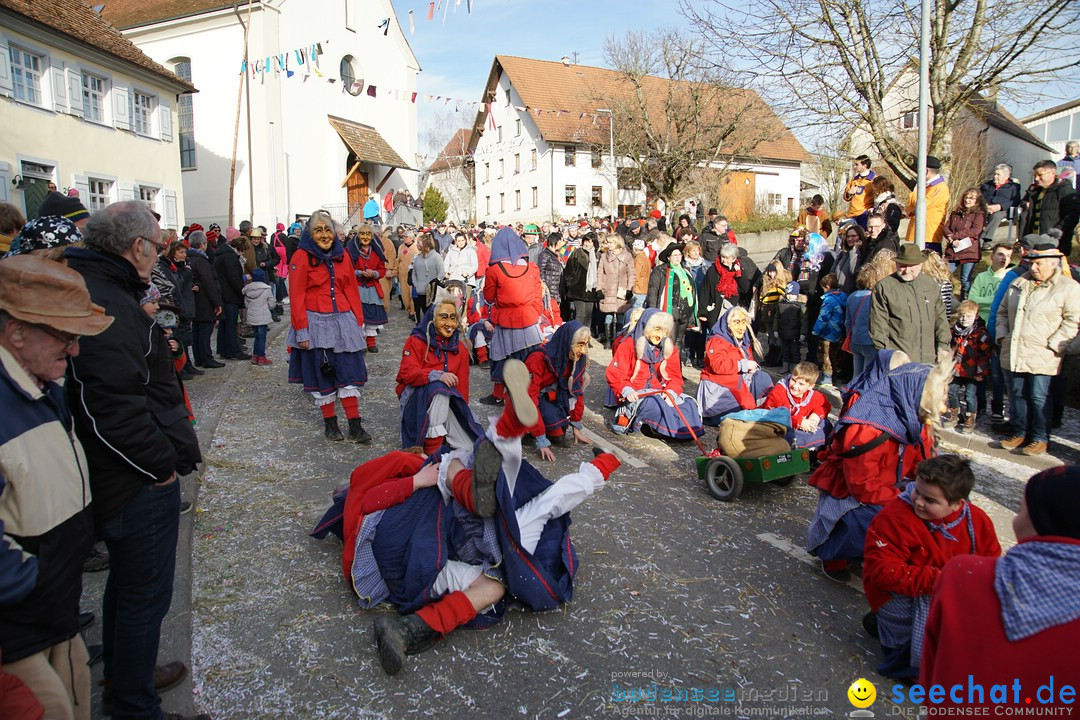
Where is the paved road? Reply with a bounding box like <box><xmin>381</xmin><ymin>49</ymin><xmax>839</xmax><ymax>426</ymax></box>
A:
<box><xmin>81</xmin><ymin>296</ymin><xmax>1075</xmax><ymax>720</ymax></box>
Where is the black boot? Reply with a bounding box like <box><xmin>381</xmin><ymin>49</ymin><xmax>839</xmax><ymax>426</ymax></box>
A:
<box><xmin>348</xmin><ymin>417</ymin><xmax>372</xmax><ymax>444</ymax></box>
<box><xmin>324</xmin><ymin>417</ymin><xmax>344</xmax><ymax>441</ymax></box>
<box><xmin>373</xmin><ymin>613</ymin><xmax>440</xmax><ymax>675</ymax></box>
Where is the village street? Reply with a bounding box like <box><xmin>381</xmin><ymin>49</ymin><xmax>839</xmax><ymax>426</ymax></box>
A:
<box><xmin>79</xmin><ymin>286</ymin><xmax>1077</xmax><ymax>720</ymax></box>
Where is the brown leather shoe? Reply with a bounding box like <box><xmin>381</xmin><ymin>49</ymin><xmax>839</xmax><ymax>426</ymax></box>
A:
<box><xmin>999</xmin><ymin>436</ymin><xmax>1026</xmax><ymax>450</ymax></box>
<box><xmin>102</xmin><ymin>661</ymin><xmax>188</xmax><ymax>714</ymax></box>
<box><xmin>1021</xmin><ymin>441</ymin><xmax>1048</xmax><ymax>456</ymax></box>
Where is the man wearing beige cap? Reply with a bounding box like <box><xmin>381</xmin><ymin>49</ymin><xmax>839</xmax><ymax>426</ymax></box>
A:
<box><xmin>0</xmin><ymin>254</ymin><xmax>113</xmax><ymax>720</ymax></box>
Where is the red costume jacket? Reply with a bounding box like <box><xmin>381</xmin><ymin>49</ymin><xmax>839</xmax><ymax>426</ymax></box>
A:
<box><xmin>525</xmin><ymin>350</ymin><xmax>584</xmax><ymax>437</ymax></box>
<box><xmin>701</xmin><ymin>336</ymin><xmax>757</xmax><ymax>409</ymax></box>
<box><xmin>342</xmin><ymin>451</ymin><xmax>425</xmax><ymax>581</ymax></box>
<box><xmin>863</xmin><ymin>498</ymin><xmax>1000</xmax><ymax>612</ymax></box>
<box><xmin>808</xmin><ymin>423</ymin><xmax>933</xmax><ymax>506</ymax></box>
<box><xmin>920</xmin><ymin>537</ymin><xmax>1080</xmax><ymax>707</ymax></box>
<box><xmin>474</xmin><ymin>243</ymin><xmax>490</xmax><ymax>280</ymax></box>
<box><xmin>606</xmin><ymin>338</ymin><xmax>684</xmax><ymax>398</ymax></box>
<box><xmin>395</xmin><ymin>334</ymin><xmax>470</xmax><ymax>402</ymax></box>
<box><xmin>288</xmin><ymin>249</ymin><xmax>363</xmax><ymax>332</ymax></box>
<box><xmin>466</xmin><ymin>295</ymin><xmax>488</xmax><ymax>325</ymax></box>
<box><xmin>762</xmin><ymin>383</ymin><xmax>830</xmax><ymax>428</ymax></box>
<box><xmin>483</xmin><ymin>262</ymin><xmax>543</xmax><ymax>329</ymax></box>
<box><xmin>352</xmin><ymin>246</ymin><xmax>386</xmax><ymax>299</ymax></box>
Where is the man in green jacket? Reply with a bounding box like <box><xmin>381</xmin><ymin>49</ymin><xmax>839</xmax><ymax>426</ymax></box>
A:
<box><xmin>869</xmin><ymin>243</ymin><xmax>951</xmax><ymax>364</ymax></box>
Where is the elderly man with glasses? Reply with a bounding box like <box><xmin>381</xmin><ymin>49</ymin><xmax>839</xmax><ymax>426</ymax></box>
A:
<box><xmin>0</xmin><ymin>255</ymin><xmax>113</xmax><ymax>720</ymax></box>
<box><xmin>1019</xmin><ymin>160</ymin><xmax>1079</xmax><ymax>257</ymax></box>
<box><xmin>63</xmin><ymin>202</ymin><xmax>209</xmax><ymax>720</ymax></box>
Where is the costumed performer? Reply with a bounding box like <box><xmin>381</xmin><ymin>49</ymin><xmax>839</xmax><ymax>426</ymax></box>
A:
<box><xmin>697</xmin><ymin>305</ymin><xmax>773</xmax><ymax>426</ymax></box>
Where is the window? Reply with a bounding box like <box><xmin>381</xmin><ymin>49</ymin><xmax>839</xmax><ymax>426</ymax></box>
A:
<box><xmin>139</xmin><ymin>185</ymin><xmax>158</xmax><ymax>210</ymax></box>
<box><xmin>498</xmin><ymin>126</ymin><xmax>503</xmax><ymax>142</ymax></box>
<box><xmin>592</xmin><ymin>148</ymin><xmax>601</xmax><ymax>168</ymax></box>
<box><xmin>591</xmin><ymin>186</ymin><xmax>603</xmax><ymax>207</ymax></box>
<box><xmin>514</xmin><ymin>154</ymin><xmax>520</xmax><ymax>174</ymax></box>
<box><xmin>486</xmin><ymin>196</ymin><xmax>491</xmax><ymax>214</ymax></box>
<box><xmin>340</xmin><ymin>55</ymin><xmax>362</xmax><ymax>95</ymax></box>
<box><xmin>565</xmin><ymin>185</ymin><xmax>576</xmax><ymax>206</ymax></box>
<box><xmin>531</xmin><ymin>187</ymin><xmax>538</xmax><ymax>208</ymax></box>
<box><xmin>900</xmin><ymin>110</ymin><xmax>918</xmax><ymax>131</ymax></box>
<box><xmin>515</xmin><ymin>190</ymin><xmax>521</xmax><ymax>210</ymax></box>
<box><xmin>564</xmin><ymin>146</ymin><xmax>576</xmax><ymax>167</ymax></box>
<box><xmin>484</xmin><ymin>163</ymin><xmax>490</xmax><ymax>183</ymax></box>
<box><xmin>173</xmin><ymin>61</ymin><xmax>196</xmax><ymax>169</ymax></box>
<box><xmin>498</xmin><ymin>159</ymin><xmax>504</xmax><ymax>178</ymax></box>
<box><xmin>767</xmin><ymin>193</ymin><xmax>782</xmax><ymax>206</ymax></box>
<box><xmin>530</xmin><ymin>149</ymin><xmax>537</xmax><ymax>171</ymax></box>
<box><xmin>516</xmin><ymin>119</ymin><xmax>521</xmax><ymax>137</ymax></box>
<box><xmin>88</xmin><ymin>178</ymin><xmax>111</xmax><ymax>211</ymax></box>
<box><xmin>1047</xmin><ymin>116</ymin><xmax>1071</xmax><ymax>143</ymax></box>
<box><xmin>499</xmin><ymin>193</ymin><xmax>505</xmax><ymax>213</ymax></box>
<box><xmin>9</xmin><ymin>46</ymin><xmax>43</xmax><ymax>105</ymax></box>
<box><xmin>81</xmin><ymin>73</ymin><xmax>106</xmax><ymax>123</ymax></box>
<box><xmin>344</xmin><ymin>0</ymin><xmax>356</xmax><ymax>30</ymax></box>
<box><xmin>132</xmin><ymin>91</ymin><xmax>154</xmax><ymax>135</ymax></box>
<box><xmin>505</xmin><ymin>88</ymin><xmax>510</xmax><ymax>106</ymax></box>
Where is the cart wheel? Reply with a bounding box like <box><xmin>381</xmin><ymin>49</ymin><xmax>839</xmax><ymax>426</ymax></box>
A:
<box><xmin>705</xmin><ymin>456</ymin><xmax>744</xmax><ymax>501</ymax></box>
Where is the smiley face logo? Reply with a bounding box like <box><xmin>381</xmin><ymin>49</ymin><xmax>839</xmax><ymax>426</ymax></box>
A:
<box><xmin>847</xmin><ymin>678</ymin><xmax>876</xmax><ymax>708</ymax></box>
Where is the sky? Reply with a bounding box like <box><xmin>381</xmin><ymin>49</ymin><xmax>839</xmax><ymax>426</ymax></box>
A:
<box><xmin>393</xmin><ymin>0</ymin><xmax>1079</xmax><ymax>160</ymax></box>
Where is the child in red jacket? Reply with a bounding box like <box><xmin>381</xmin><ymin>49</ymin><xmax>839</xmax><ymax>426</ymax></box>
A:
<box><xmin>762</xmin><ymin>362</ymin><xmax>831</xmax><ymax>450</ymax></box>
<box><xmin>946</xmin><ymin>299</ymin><xmax>991</xmax><ymax>433</ymax></box>
<box><xmin>863</xmin><ymin>454</ymin><xmax>1000</xmax><ymax>681</ymax></box>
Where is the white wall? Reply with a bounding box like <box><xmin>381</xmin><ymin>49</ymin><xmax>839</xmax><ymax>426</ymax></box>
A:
<box><xmin>427</xmin><ymin>166</ymin><xmax>474</xmax><ymax>224</ymax></box>
<box><xmin>984</xmin><ymin>126</ymin><xmax>1055</xmax><ymax>185</ymax></box>
<box><xmin>122</xmin><ymin>0</ymin><xmax>418</xmax><ymax>228</ymax></box>
<box><xmin>0</xmin><ymin>23</ymin><xmax>185</xmax><ymax>226</ymax></box>
<box><xmin>1025</xmin><ymin>106</ymin><xmax>1078</xmax><ymax>160</ymax></box>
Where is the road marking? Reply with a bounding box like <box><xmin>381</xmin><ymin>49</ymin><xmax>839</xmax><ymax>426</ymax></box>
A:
<box><xmin>576</xmin><ymin>426</ymin><xmax>649</xmax><ymax>468</ymax></box>
<box><xmin>757</xmin><ymin>532</ymin><xmax>865</xmax><ymax>593</ymax></box>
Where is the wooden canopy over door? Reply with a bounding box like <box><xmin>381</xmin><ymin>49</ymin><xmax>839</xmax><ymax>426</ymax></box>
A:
<box><xmin>721</xmin><ymin>171</ymin><xmax>756</xmax><ymax>222</ymax></box>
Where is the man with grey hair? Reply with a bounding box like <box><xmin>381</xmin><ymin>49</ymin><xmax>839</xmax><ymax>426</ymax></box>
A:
<box><xmin>186</xmin><ymin>230</ymin><xmax>224</xmax><ymax>368</ymax></box>
<box><xmin>979</xmin><ymin>164</ymin><xmax>1021</xmax><ymax>246</ymax></box>
<box><xmin>63</xmin><ymin>202</ymin><xmax>208</xmax><ymax>720</ymax></box>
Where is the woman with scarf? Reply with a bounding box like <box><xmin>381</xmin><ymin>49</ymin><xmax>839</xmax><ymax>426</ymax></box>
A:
<box><xmin>606</xmin><ymin>308</ymin><xmax>703</xmax><ymax>440</ymax></box>
<box><xmin>561</xmin><ymin>232</ymin><xmax>600</xmax><ymax>334</ymax></box>
<box><xmin>396</xmin><ymin>296</ymin><xmax>483</xmax><ymax>454</ymax></box>
<box><xmin>697</xmin><ymin>306</ymin><xmax>774</xmax><ymax>425</ymax></box>
<box><xmin>597</xmin><ymin>233</ymin><xmax>634</xmax><ymax>347</ymax></box>
<box><xmin>479</xmin><ymin>227</ymin><xmax>543</xmax><ymax>406</ymax></box>
<box><xmin>524</xmin><ymin>320</ymin><xmax>592</xmax><ymax>461</ymax></box>
<box><xmin>701</xmin><ymin>244</ymin><xmax>742</xmax><ymax>331</ymax></box>
<box><xmin>805</xmin><ymin>350</ymin><xmax>950</xmax><ymax>582</ymax></box>
<box><xmin>646</xmin><ymin>243</ymin><xmax>698</xmax><ymax>353</ymax></box>
<box><xmin>346</xmin><ymin>224</ymin><xmax>388</xmax><ymax>353</ymax></box>
<box><xmin>287</xmin><ymin>210</ymin><xmax>371</xmax><ymax>443</ymax></box>
<box><xmin>920</xmin><ymin>466</ymin><xmax>1080</xmax><ymax>704</ymax></box>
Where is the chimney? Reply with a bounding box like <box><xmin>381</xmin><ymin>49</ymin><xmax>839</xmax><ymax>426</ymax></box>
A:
<box><xmin>561</xmin><ymin>56</ymin><xmax>571</xmax><ymax>67</ymax></box>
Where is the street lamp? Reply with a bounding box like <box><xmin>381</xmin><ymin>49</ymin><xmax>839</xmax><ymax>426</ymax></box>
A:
<box><xmin>596</xmin><ymin>108</ymin><xmax>615</xmax><ymax>221</ymax></box>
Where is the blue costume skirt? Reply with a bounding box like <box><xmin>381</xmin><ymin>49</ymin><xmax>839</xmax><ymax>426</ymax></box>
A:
<box><xmin>539</xmin><ymin>390</ymin><xmax>575</xmax><ymax>435</ymax></box>
<box><xmin>787</xmin><ymin>418</ymin><xmax>832</xmax><ymax>449</ymax></box>
<box><xmin>805</xmin><ymin>491</ymin><xmax>883</xmax><ymax>562</ymax></box>
<box><xmin>399</xmin><ymin>383</ymin><xmax>484</xmax><ymax>449</ymax></box>
<box><xmin>361</xmin><ymin>302</ymin><xmax>388</xmax><ymax>327</ymax></box>
<box><xmin>614</xmin><ymin>392</ymin><xmax>703</xmax><ymax>440</ymax></box>
<box><xmin>490</xmin><ymin>345</ymin><xmax>538</xmax><ymax>384</ymax></box>
<box><xmin>696</xmin><ymin>373</ymin><xmax>774</xmax><ymax>427</ymax></box>
<box><xmin>288</xmin><ymin>347</ymin><xmax>367</xmax><ymax>394</ymax></box>
<box><xmin>467</xmin><ymin>321</ymin><xmax>492</xmax><ymax>347</ymax></box>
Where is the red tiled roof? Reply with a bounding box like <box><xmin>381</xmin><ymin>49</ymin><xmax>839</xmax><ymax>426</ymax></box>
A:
<box><xmin>470</xmin><ymin>55</ymin><xmax>809</xmax><ymax>165</ymax></box>
<box><xmin>99</xmin><ymin>0</ymin><xmax>236</xmax><ymax>29</ymax></box>
<box><xmin>428</xmin><ymin>129</ymin><xmax>472</xmax><ymax>174</ymax></box>
<box><xmin>0</xmin><ymin>0</ymin><xmax>195</xmax><ymax>92</ymax></box>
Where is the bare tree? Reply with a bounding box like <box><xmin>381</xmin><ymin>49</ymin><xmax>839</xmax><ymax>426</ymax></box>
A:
<box><xmin>684</xmin><ymin>0</ymin><xmax>1076</xmax><ymax>189</ymax></box>
<box><xmin>591</xmin><ymin>28</ymin><xmax>782</xmax><ymax>209</ymax></box>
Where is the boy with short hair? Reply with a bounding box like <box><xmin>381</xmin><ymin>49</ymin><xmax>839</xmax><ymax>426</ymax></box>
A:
<box><xmin>811</xmin><ymin>273</ymin><xmax>848</xmax><ymax>386</ymax></box>
<box><xmin>762</xmin><ymin>361</ymin><xmax>831</xmax><ymax>450</ymax></box>
<box><xmin>947</xmin><ymin>299</ymin><xmax>991</xmax><ymax>432</ymax></box>
<box><xmin>862</xmin><ymin>454</ymin><xmax>1001</xmax><ymax>681</ymax></box>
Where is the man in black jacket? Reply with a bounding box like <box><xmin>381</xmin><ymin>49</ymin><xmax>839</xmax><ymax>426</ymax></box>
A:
<box><xmin>64</xmin><ymin>202</ymin><xmax>207</xmax><ymax>720</ymax></box>
<box><xmin>213</xmin><ymin>237</ymin><xmax>248</xmax><ymax>360</ymax></box>
<box><xmin>1020</xmin><ymin>160</ymin><xmax>1079</xmax><ymax>256</ymax></box>
<box><xmin>187</xmin><ymin>231</ymin><xmax>224</xmax><ymax>368</ymax></box>
<box><xmin>979</xmin><ymin>164</ymin><xmax>1022</xmax><ymax>245</ymax></box>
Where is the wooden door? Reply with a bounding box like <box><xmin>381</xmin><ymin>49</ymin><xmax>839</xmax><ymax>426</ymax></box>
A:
<box><xmin>346</xmin><ymin>167</ymin><xmax>368</xmax><ymax>217</ymax></box>
<box><xmin>24</xmin><ymin>177</ymin><xmax>52</xmax><ymax>219</ymax></box>
<box><xmin>720</xmin><ymin>171</ymin><xmax>755</xmax><ymax>222</ymax></box>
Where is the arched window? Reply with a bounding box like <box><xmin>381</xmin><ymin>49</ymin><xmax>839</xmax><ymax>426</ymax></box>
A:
<box><xmin>172</xmin><ymin>58</ymin><xmax>196</xmax><ymax>169</ymax></box>
<box><xmin>340</xmin><ymin>55</ymin><xmax>363</xmax><ymax>96</ymax></box>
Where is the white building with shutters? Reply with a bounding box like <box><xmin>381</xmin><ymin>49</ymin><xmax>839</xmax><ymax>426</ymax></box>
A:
<box><xmin>0</xmin><ymin>0</ymin><xmax>193</xmax><ymax>229</ymax></box>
